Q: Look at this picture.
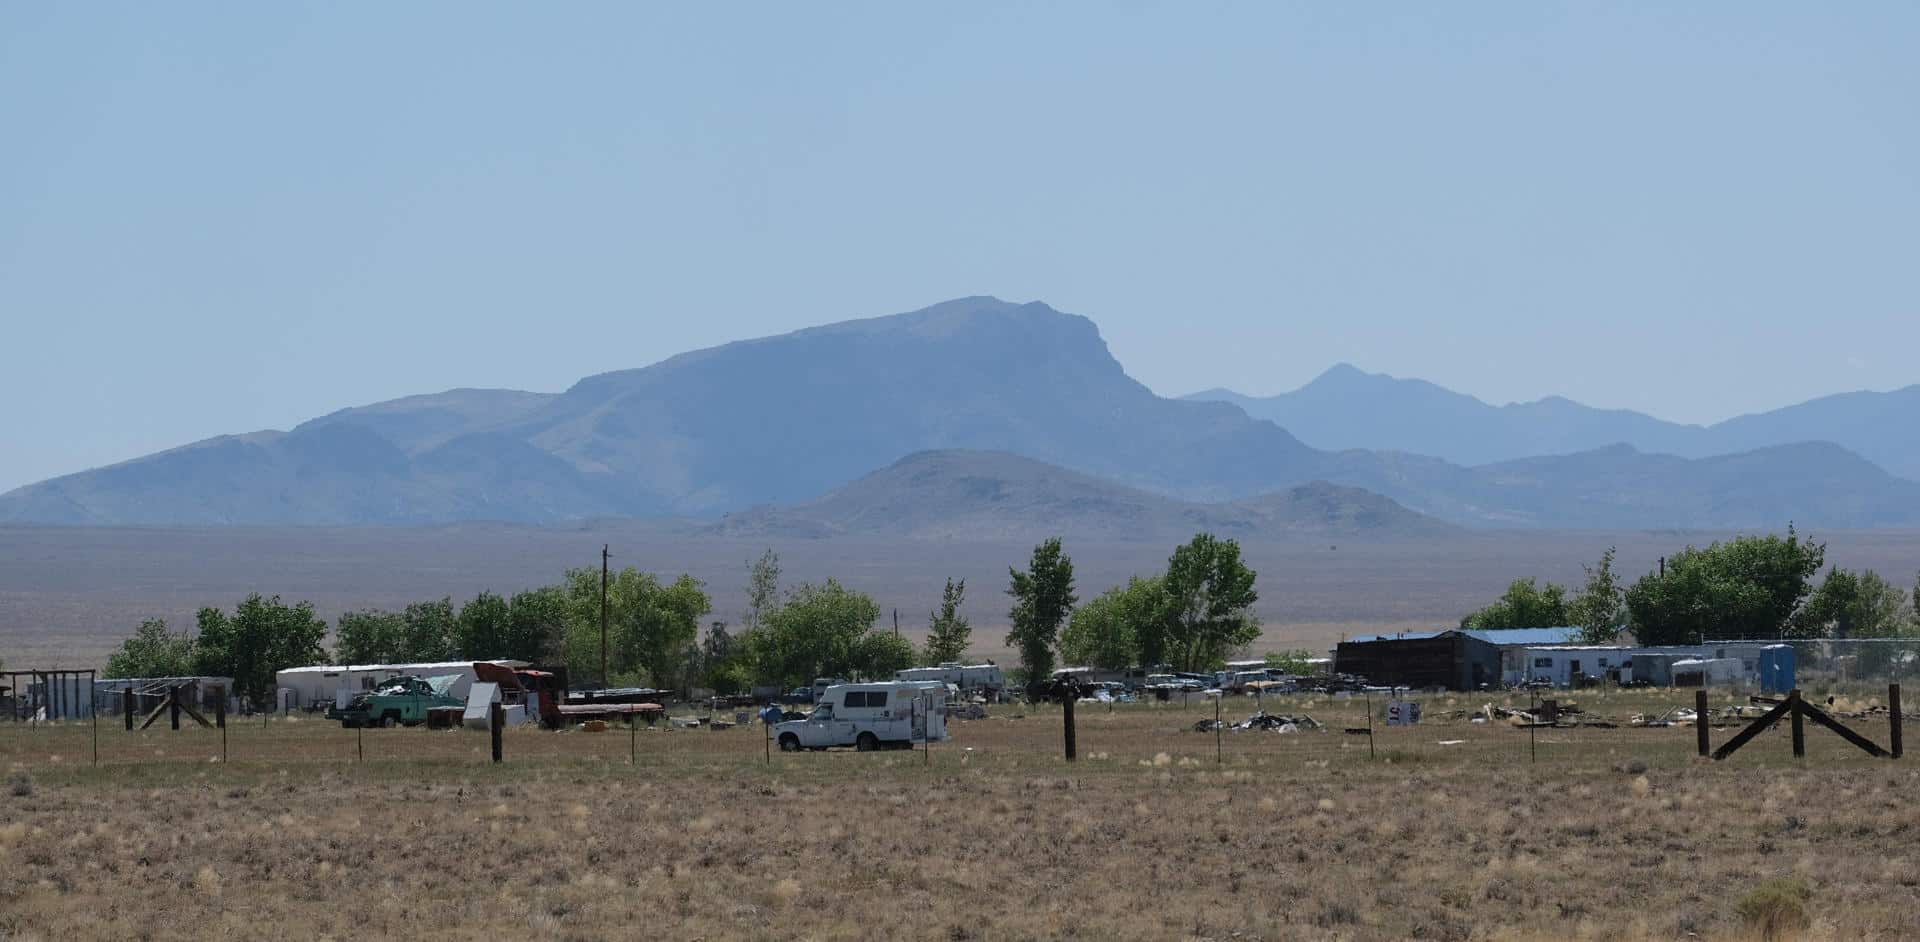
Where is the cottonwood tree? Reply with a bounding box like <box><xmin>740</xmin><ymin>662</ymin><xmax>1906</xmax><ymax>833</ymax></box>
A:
<box><xmin>1160</xmin><ymin>534</ymin><xmax>1259</xmax><ymax>673</ymax></box>
<box><xmin>503</xmin><ymin>587</ymin><xmax>568</xmax><ymax>665</ymax></box>
<box><xmin>105</xmin><ymin>618</ymin><xmax>198</xmax><ymax>678</ymax></box>
<box><xmin>1060</xmin><ymin>576</ymin><xmax>1162</xmax><ymax>671</ymax></box>
<box><xmin>1461</xmin><ymin>578</ymin><xmax>1570</xmax><ymax>630</ymax></box>
<box><xmin>451</xmin><ymin>591</ymin><xmax>513</xmax><ymax>659</ymax></box>
<box><xmin>922</xmin><ymin>578</ymin><xmax>971</xmax><ymax>665</ymax></box>
<box><xmin>1006</xmin><ymin>538</ymin><xmax>1076</xmax><ymax>684</ymax></box>
<box><xmin>399</xmin><ymin>598</ymin><xmax>456</xmax><ymax>661</ymax></box>
<box><xmin>193</xmin><ymin>594</ymin><xmax>328</xmax><ymax>710</ymax></box>
<box><xmin>745</xmin><ymin>549</ymin><xmax>782</xmax><ymax>633</ymax></box>
<box><xmin>1569</xmin><ymin>548</ymin><xmax>1628</xmax><ymax>644</ymax></box>
<box><xmin>562</xmin><ymin>567</ymin><xmax>710</xmax><ymax>688</ymax></box>
<box><xmin>1798</xmin><ymin>568</ymin><xmax>1908</xmax><ymax>639</ymax></box>
<box><xmin>333</xmin><ymin>609</ymin><xmax>406</xmax><ymax>664</ymax></box>
<box><xmin>750</xmin><ymin>579</ymin><xmax>888</xmax><ymax>687</ymax></box>
<box><xmin>1626</xmin><ymin>528</ymin><xmax>1826</xmax><ymax>644</ymax></box>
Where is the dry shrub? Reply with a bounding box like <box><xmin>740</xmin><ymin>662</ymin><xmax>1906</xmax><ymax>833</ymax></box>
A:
<box><xmin>1735</xmin><ymin>877</ymin><xmax>1812</xmax><ymax>940</ymax></box>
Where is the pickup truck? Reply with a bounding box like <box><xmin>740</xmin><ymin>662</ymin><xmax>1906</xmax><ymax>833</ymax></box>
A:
<box><xmin>335</xmin><ymin>675</ymin><xmax>463</xmax><ymax>728</ymax></box>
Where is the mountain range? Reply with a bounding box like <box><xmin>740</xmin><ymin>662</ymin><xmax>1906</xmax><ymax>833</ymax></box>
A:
<box><xmin>1188</xmin><ymin>364</ymin><xmax>1920</xmax><ymax>480</ymax></box>
<box><xmin>5</xmin><ymin>296</ymin><xmax>1918</xmax><ymax>531</ymax></box>
<box><xmin>707</xmin><ymin>450</ymin><xmax>1453</xmax><ymax>541</ymax></box>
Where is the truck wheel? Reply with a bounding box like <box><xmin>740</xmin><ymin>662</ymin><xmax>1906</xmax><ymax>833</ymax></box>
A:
<box><xmin>380</xmin><ymin>714</ymin><xmax>397</xmax><ymax>729</ymax></box>
<box><xmin>779</xmin><ymin>734</ymin><xmax>801</xmax><ymax>752</ymax></box>
<box><xmin>856</xmin><ymin>732</ymin><xmax>878</xmax><ymax>752</ymax></box>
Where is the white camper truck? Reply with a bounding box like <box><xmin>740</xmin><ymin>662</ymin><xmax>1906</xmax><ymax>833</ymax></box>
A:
<box><xmin>773</xmin><ymin>681</ymin><xmax>947</xmax><ymax>752</ymax></box>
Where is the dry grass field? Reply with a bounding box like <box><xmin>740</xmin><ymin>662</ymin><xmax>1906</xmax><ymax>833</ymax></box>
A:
<box><xmin>3</xmin><ymin>689</ymin><xmax>1915</xmax><ymax>941</ymax></box>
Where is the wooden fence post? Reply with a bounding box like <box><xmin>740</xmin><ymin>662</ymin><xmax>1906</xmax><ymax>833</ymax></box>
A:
<box><xmin>1062</xmin><ymin>692</ymin><xmax>1077</xmax><ymax>762</ymax></box>
<box><xmin>1890</xmin><ymin>684</ymin><xmax>1903</xmax><ymax>759</ymax></box>
<box><xmin>1695</xmin><ymin>690</ymin><xmax>1709</xmax><ymax>757</ymax></box>
<box><xmin>490</xmin><ymin>702</ymin><xmax>504</xmax><ymax>764</ymax></box>
<box><xmin>216</xmin><ymin>695</ymin><xmax>227</xmax><ymax>762</ymax></box>
<box><xmin>1789</xmin><ymin>689</ymin><xmax>1805</xmax><ymax>758</ymax></box>
<box><xmin>169</xmin><ymin>687</ymin><xmax>181</xmax><ymax>731</ymax></box>
<box><xmin>123</xmin><ymin>687</ymin><xmax>134</xmax><ymax>731</ymax></box>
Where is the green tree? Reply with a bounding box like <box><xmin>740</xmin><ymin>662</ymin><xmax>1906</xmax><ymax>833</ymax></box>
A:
<box><xmin>750</xmin><ymin>579</ymin><xmax>885</xmax><ymax>688</ymax></box>
<box><xmin>504</xmin><ymin>586</ymin><xmax>568</xmax><ymax>665</ymax></box>
<box><xmin>561</xmin><ymin>567</ymin><xmax>710</xmax><ymax>688</ymax></box>
<box><xmin>333</xmin><ymin>609</ymin><xmax>406</xmax><ymax>664</ymax></box>
<box><xmin>1626</xmin><ymin>528</ymin><xmax>1826</xmax><ymax>645</ymax></box>
<box><xmin>922</xmin><ymin>578</ymin><xmax>971</xmax><ymax>665</ymax></box>
<box><xmin>1060</xmin><ymin>576</ymin><xmax>1163</xmax><ymax>670</ymax></box>
<box><xmin>859</xmin><ymin>629</ymin><xmax>919</xmax><ymax>679</ymax></box>
<box><xmin>1160</xmin><ymin>534</ymin><xmax>1260</xmax><ymax>672</ymax></box>
<box><xmin>1006</xmin><ymin>538</ymin><xmax>1076</xmax><ymax>684</ymax></box>
<box><xmin>1568</xmin><ymin>548</ymin><xmax>1628</xmax><ymax>644</ymax></box>
<box><xmin>105</xmin><ymin>618</ymin><xmax>198</xmax><ymax>678</ymax></box>
<box><xmin>451</xmin><ymin>592</ymin><xmax>512</xmax><ymax>659</ymax></box>
<box><xmin>400</xmin><ymin>598</ymin><xmax>456</xmax><ymax>662</ymax></box>
<box><xmin>1798</xmin><ymin>568</ymin><xmax>1908</xmax><ymax>639</ymax></box>
<box><xmin>1461</xmin><ymin>578</ymin><xmax>1570</xmax><ymax>630</ymax></box>
<box><xmin>745</xmin><ymin>549</ymin><xmax>781</xmax><ymax>632</ymax></box>
<box><xmin>192</xmin><ymin>594</ymin><xmax>328</xmax><ymax>709</ymax></box>
<box><xmin>699</xmin><ymin>620</ymin><xmax>748</xmax><ymax>694</ymax></box>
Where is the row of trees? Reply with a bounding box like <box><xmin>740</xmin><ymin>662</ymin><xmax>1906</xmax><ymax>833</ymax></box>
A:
<box><xmin>1460</xmin><ymin>528</ymin><xmax>1920</xmax><ymax>645</ymax></box>
<box><xmin>99</xmin><ymin>532</ymin><xmax>1261</xmax><ymax>708</ymax></box>
<box><xmin>1009</xmin><ymin>532</ymin><xmax>1262</xmax><ymax>681</ymax></box>
<box><xmin>101</xmin><ymin>550</ymin><xmax>946</xmax><ymax>709</ymax></box>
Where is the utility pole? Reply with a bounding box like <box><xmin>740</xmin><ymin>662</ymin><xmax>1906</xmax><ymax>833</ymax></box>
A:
<box><xmin>893</xmin><ymin>608</ymin><xmax>900</xmax><ymax>638</ymax></box>
<box><xmin>601</xmin><ymin>544</ymin><xmax>611</xmax><ymax>688</ymax></box>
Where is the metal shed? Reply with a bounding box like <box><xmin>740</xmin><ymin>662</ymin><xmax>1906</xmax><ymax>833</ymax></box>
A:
<box><xmin>1334</xmin><ymin>630</ymin><xmax>1501</xmax><ymax>691</ymax></box>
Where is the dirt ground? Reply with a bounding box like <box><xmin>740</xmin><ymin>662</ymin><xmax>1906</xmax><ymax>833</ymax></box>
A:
<box><xmin>2</xmin><ymin>690</ymin><xmax>1915</xmax><ymax>941</ymax></box>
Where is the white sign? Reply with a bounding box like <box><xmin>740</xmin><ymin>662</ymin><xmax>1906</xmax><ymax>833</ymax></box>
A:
<box><xmin>1385</xmin><ymin>700</ymin><xmax>1422</xmax><ymax>726</ymax></box>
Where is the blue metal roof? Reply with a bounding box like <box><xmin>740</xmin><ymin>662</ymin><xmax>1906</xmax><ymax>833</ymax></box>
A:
<box><xmin>1460</xmin><ymin>627</ymin><xmax>1583</xmax><ymax>646</ymax></box>
<box><xmin>1343</xmin><ymin>627</ymin><xmax>1583</xmax><ymax>646</ymax></box>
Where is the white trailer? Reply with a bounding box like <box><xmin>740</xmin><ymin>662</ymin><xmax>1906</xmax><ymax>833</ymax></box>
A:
<box><xmin>274</xmin><ymin>660</ymin><xmax>530</xmax><ymax>711</ymax></box>
<box><xmin>773</xmin><ymin>681</ymin><xmax>947</xmax><ymax>752</ymax></box>
<box><xmin>896</xmin><ymin>663</ymin><xmax>1005</xmax><ymax>692</ymax></box>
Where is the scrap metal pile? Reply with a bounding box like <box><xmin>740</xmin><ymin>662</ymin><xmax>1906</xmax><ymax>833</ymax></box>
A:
<box><xmin>1192</xmin><ymin>711</ymin><xmax>1325</xmax><ymax>733</ymax></box>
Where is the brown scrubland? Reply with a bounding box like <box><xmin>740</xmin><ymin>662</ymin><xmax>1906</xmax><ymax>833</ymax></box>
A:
<box><xmin>2</xmin><ymin>689</ymin><xmax>1914</xmax><ymax>941</ymax></box>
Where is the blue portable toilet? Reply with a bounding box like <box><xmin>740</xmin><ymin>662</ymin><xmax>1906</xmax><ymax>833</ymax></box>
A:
<box><xmin>1758</xmin><ymin>645</ymin><xmax>1796</xmax><ymax>693</ymax></box>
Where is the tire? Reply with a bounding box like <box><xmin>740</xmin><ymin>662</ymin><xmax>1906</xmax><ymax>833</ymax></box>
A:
<box><xmin>779</xmin><ymin>733</ymin><xmax>801</xmax><ymax>752</ymax></box>
<box><xmin>856</xmin><ymin>732</ymin><xmax>878</xmax><ymax>752</ymax></box>
<box><xmin>380</xmin><ymin>714</ymin><xmax>398</xmax><ymax>729</ymax></box>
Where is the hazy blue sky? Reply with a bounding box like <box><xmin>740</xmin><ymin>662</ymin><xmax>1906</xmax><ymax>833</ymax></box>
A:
<box><xmin>3</xmin><ymin>4</ymin><xmax>1915</xmax><ymax>492</ymax></box>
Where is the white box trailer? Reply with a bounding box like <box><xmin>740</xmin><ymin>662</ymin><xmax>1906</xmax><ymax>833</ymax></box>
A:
<box><xmin>274</xmin><ymin>660</ymin><xmax>529</xmax><ymax>711</ymax></box>
<box><xmin>772</xmin><ymin>681</ymin><xmax>947</xmax><ymax>752</ymax></box>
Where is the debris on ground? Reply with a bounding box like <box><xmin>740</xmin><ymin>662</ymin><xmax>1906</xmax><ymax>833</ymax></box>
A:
<box><xmin>1232</xmin><ymin>711</ymin><xmax>1323</xmax><ymax>733</ymax></box>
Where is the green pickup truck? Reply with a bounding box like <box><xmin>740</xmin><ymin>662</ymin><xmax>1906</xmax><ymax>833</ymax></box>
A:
<box><xmin>334</xmin><ymin>675</ymin><xmax>463</xmax><ymax>728</ymax></box>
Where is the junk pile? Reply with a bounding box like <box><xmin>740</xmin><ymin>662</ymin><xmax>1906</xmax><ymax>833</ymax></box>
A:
<box><xmin>1629</xmin><ymin>703</ymin><xmax>1773</xmax><ymax>727</ymax></box>
<box><xmin>1234</xmin><ymin>711</ymin><xmax>1322</xmax><ymax>733</ymax></box>
<box><xmin>1193</xmin><ymin>711</ymin><xmax>1324</xmax><ymax>733</ymax></box>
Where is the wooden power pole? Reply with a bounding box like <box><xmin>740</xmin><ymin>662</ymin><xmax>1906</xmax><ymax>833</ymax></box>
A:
<box><xmin>600</xmin><ymin>544</ymin><xmax>611</xmax><ymax>688</ymax></box>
